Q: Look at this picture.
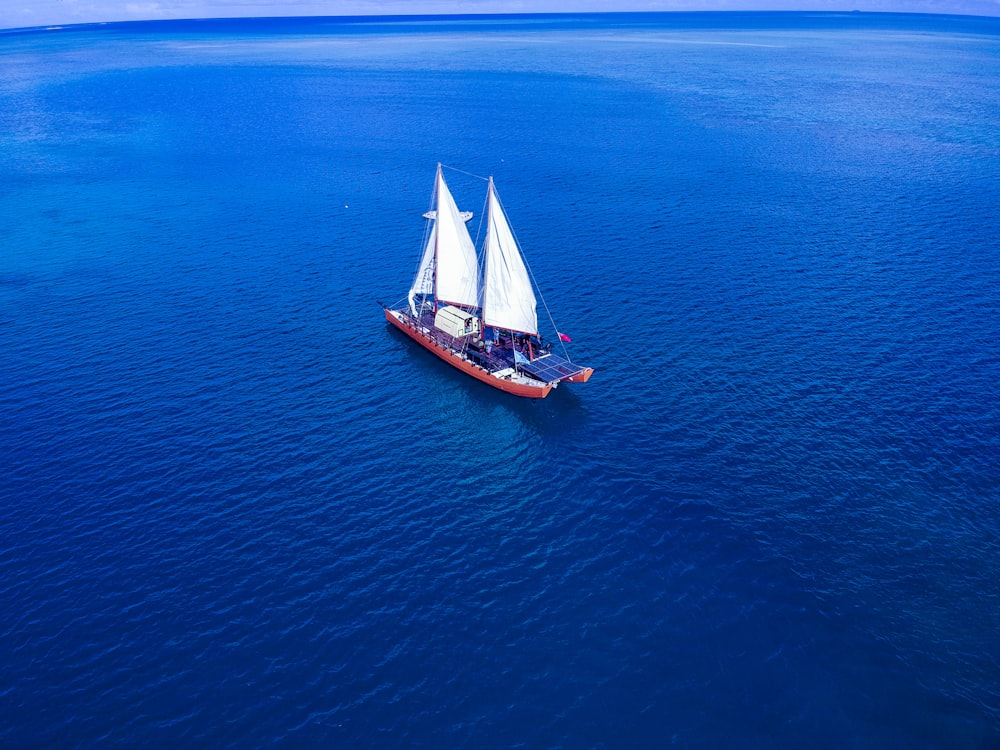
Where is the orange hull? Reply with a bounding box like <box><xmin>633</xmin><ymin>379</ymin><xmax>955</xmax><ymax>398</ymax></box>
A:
<box><xmin>563</xmin><ymin>367</ymin><xmax>594</xmax><ymax>383</ymax></box>
<box><xmin>385</xmin><ymin>308</ymin><xmax>553</xmax><ymax>399</ymax></box>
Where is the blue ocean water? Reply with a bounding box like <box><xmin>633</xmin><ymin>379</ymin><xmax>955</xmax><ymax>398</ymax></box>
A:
<box><xmin>2</xmin><ymin>11</ymin><xmax>999</xmax><ymax>747</ymax></box>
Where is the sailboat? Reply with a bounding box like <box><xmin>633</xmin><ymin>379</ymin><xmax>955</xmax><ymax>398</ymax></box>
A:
<box><xmin>382</xmin><ymin>164</ymin><xmax>594</xmax><ymax>398</ymax></box>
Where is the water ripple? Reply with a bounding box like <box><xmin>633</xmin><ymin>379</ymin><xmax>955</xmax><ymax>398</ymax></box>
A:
<box><xmin>3</xmin><ymin>13</ymin><xmax>1000</xmax><ymax>749</ymax></box>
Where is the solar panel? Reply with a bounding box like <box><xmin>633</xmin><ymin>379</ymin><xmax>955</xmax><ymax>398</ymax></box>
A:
<box><xmin>521</xmin><ymin>354</ymin><xmax>586</xmax><ymax>382</ymax></box>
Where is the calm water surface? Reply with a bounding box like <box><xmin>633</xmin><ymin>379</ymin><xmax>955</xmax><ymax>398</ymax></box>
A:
<box><xmin>1</xmin><ymin>12</ymin><xmax>999</xmax><ymax>748</ymax></box>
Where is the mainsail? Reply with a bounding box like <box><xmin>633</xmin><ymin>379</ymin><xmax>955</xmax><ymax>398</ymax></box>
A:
<box><xmin>429</xmin><ymin>167</ymin><xmax>480</xmax><ymax>310</ymax></box>
<box><xmin>483</xmin><ymin>179</ymin><xmax>538</xmax><ymax>335</ymax></box>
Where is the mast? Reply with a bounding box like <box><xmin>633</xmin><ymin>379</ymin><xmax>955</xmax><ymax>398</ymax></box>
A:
<box><xmin>432</xmin><ymin>163</ymin><xmax>442</xmax><ymax>312</ymax></box>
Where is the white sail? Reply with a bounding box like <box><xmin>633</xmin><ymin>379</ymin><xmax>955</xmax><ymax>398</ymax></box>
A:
<box><xmin>432</xmin><ymin>168</ymin><xmax>480</xmax><ymax>310</ymax></box>
<box><xmin>483</xmin><ymin>180</ymin><xmax>538</xmax><ymax>335</ymax></box>
<box><xmin>408</xmin><ymin>225</ymin><xmax>436</xmax><ymax>315</ymax></box>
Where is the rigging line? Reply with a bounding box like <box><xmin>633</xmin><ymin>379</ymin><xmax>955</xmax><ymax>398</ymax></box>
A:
<box><xmin>489</xmin><ymin>183</ymin><xmax>573</xmax><ymax>361</ymax></box>
<box><xmin>440</xmin><ymin>163</ymin><xmax>489</xmax><ymax>182</ymax></box>
<box><xmin>472</xmin><ymin>188</ymin><xmax>489</xmax><ymax>271</ymax></box>
<box><xmin>408</xmin><ymin>170</ymin><xmax>439</xmax><ymax>307</ymax></box>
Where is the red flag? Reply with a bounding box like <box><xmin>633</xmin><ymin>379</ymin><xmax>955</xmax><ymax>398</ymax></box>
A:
<box><xmin>558</xmin><ymin>332</ymin><xmax>572</xmax><ymax>343</ymax></box>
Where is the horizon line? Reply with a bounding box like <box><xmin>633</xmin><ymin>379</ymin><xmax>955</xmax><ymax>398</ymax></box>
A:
<box><xmin>3</xmin><ymin>8</ymin><xmax>998</xmax><ymax>35</ymax></box>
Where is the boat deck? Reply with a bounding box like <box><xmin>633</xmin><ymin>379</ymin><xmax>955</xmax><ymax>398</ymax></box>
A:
<box><xmin>409</xmin><ymin>309</ymin><xmax>588</xmax><ymax>383</ymax></box>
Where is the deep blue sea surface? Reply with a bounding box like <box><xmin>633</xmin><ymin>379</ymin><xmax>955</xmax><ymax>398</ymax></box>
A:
<box><xmin>2</xmin><ymin>11</ymin><xmax>999</xmax><ymax>747</ymax></box>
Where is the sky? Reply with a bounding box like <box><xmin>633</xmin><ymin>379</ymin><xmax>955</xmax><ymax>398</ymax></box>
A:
<box><xmin>1</xmin><ymin>0</ymin><xmax>998</xmax><ymax>31</ymax></box>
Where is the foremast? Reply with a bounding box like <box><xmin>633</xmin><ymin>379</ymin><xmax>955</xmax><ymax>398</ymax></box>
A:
<box><xmin>408</xmin><ymin>164</ymin><xmax>480</xmax><ymax>316</ymax></box>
